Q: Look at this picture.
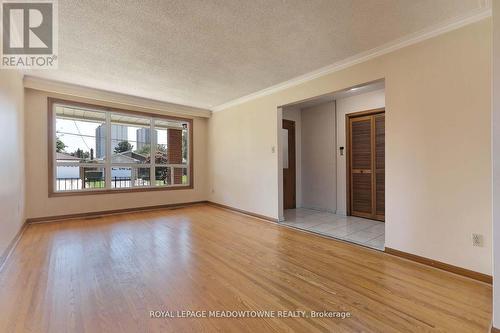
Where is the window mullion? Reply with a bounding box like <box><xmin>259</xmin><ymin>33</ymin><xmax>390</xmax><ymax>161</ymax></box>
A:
<box><xmin>150</xmin><ymin>118</ymin><xmax>156</xmax><ymax>187</ymax></box>
<box><xmin>52</xmin><ymin>106</ymin><xmax>57</xmax><ymax>191</ymax></box>
<box><xmin>187</xmin><ymin>122</ymin><xmax>191</xmax><ymax>185</ymax></box>
<box><xmin>105</xmin><ymin>112</ymin><xmax>112</xmax><ymax>189</ymax></box>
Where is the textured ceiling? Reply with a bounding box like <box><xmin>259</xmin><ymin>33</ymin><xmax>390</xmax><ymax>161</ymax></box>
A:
<box><xmin>26</xmin><ymin>0</ymin><xmax>487</xmax><ymax>109</ymax></box>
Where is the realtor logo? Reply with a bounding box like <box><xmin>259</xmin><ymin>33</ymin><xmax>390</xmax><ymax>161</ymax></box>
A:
<box><xmin>1</xmin><ymin>0</ymin><xmax>58</xmax><ymax>68</ymax></box>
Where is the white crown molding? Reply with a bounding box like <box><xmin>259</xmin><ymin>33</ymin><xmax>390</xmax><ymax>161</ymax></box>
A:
<box><xmin>23</xmin><ymin>76</ymin><xmax>212</xmax><ymax>118</ymax></box>
<box><xmin>212</xmin><ymin>7</ymin><xmax>492</xmax><ymax>112</ymax></box>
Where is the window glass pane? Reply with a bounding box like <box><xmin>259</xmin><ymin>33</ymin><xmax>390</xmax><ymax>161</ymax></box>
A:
<box><xmin>153</xmin><ymin>167</ymin><xmax>188</xmax><ymax>186</ymax></box>
<box><xmin>134</xmin><ymin>167</ymin><xmax>151</xmax><ymax>187</ymax></box>
<box><xmin>111</xmin><ymin>167</ymin><xmax>132</xmax><ymax>188</ymax></box>
<box><xmin>56</xmin><ymin>166</ymin><xmax>105</xmax><ymax>191</ymax></box>
<box><xmin>111</xmin><ymin>167</ymin><xmax>152</xmax><ymax>188</ymax></box>
<box><xmin>155</xmin><ymin>127</ymin><xmax>168</xmax><ymax>164</ymax></box>
<box><xmin>83</xmin><ymin>167</ymin><xmax>106</xmax><ymax>189</ymax></box>
<box><xmin>155</xmin><ymin>166</ymin><xmax>171</xmax><ymax>186</ymax></box>
<box><xmin>154</xmin><ymin>119</ymin><xmax>188</xmax><ymax>165</ymax></box>
<box><xmin>171</xmin><ymin>167</ymin><xmax>188</xmax><ymax>185</ymax></box>
<box><xmin>182</xmin><ymin>127</ymin><xmax>188</xmax><ymax>164</ymax></box>
<box><xmin>55</xmin><ymin>106</ymin><xmax>105</xmax><ymax>163</ymax></box>
<box><xmin>110</xmin><ymin>114</ymin><xmax>151</xmax><ymax>164</ymax></box>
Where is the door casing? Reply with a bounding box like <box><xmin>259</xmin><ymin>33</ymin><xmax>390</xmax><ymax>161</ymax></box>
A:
<box><xmin>282</xmin><ymin>119</ymin><xmax>296</xmax><ymax>209</ymax></box>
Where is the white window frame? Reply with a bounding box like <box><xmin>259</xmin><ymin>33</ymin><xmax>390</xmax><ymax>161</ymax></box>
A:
<box><xmin>49</xmin><ymin>98</ymin><xmax>193</xmax><ymax>196</ymax></box>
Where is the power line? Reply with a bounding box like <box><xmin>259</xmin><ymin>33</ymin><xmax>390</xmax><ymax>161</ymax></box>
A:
<box><xmin>73</xmin><ymin>121</ymin><xmax>91</xmax><ymax>151</ymax></box>
<box><xmin>56</xmin><ymin>131</ymin><xmax>95</xmax><ymax>139</ymax></box>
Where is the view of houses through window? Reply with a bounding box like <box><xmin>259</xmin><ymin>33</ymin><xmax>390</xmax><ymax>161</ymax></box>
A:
<box><xmin>53</xmin><ymin>102</ymin><xmax>190</xmax><ymax>192</ymax></box>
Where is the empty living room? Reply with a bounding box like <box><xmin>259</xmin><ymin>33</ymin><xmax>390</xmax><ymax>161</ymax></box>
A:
<box><xmin>2</xmin><ymin>1</ymin><xmax>500</xmax><ymax>332</ymax></box>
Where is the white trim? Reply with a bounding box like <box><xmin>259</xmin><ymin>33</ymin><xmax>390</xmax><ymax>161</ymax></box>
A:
<box><xmin>24</xmin><ymin>76</ymin><xmax>212</xmax><ymax>118</ymax></box>
<box><xmin>150</xmin><ymin>115</ymin><xmax>156</xmax><ymax>190</ymax></box>
<box><xmin>187</xmin><ymin>121</ymin><xmax>192</xmax><ymax>185</ymax></box>
<box><xmin>56</xmin><ymin>162</ymin><xmax>107</xmax><ymax>168</ymax></box>
<box><xmin>105</xmin><ymin>111</ymin><xmax>112</xmax><ymax>188</ymax></box>
<box><xmin>51</xmin><ymin>108</ymin><xmax>57</xmax><ymax>191</ymax></box>
<box><xmin>212</xmin><ymin>7</ymin><xmax>492</xmax><ymax>112</ymax></box>
<box><xmin>335</xmin><ymin>210</ymin><xmax>347</xmax><ymax>217</ymax></box>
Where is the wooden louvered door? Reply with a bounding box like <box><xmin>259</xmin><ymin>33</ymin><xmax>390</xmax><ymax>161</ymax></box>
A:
<box><xmin>347</xmin><ymin>110</ymin><xmax>385</xmax><ymax>221</ymax></box>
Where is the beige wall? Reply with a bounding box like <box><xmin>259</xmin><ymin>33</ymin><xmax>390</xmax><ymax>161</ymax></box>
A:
<box><xmin>301</xmin><ymin>102</ymin><xmax>336</xmax><ymax>212</ymax></box>
<box><xmin>336</xmin><ymin>89</ymin><xmax>385</xmax><ymax>215</ymax></box>
<box><xmin>282</xmin><ymin>107</ymin><xmax>302</xmax><ymax>207</ymax></box>
<box><xmin>0</xmin><ymin>71</ymin><xmax>25</xmax><ymax>257</ymax></box>
<box><xmin>24</xmin><ymin>89</ymin><xmax>209</xmax><ymax>219</ymax></box>
<box><xmin>208</xmin><ymin>101</ymin><xmax>280</xmax><ymax>217</ymax></box>
<box><xmin>208</xmin><ymin>19</ymin><xmax>492</xmax><ymax>274</ymax></box>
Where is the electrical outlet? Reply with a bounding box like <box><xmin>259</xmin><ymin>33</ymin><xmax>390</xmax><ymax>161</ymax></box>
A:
<box><xmin>472</xmin><ymin>233</ymin><xmax>483</xmax><ymax>247</ymax></box>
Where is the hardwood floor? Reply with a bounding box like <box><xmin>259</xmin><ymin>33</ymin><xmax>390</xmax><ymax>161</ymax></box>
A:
<box><xmin>0</xmin><ymin>205</ymin><xmax>492</xmax><ymax>332</ymax></box>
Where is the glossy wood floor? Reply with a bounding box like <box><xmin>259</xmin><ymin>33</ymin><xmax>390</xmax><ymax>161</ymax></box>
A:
<box><xmin>0</xmin><ymin>205</ymin><xmax>492</xmax><ymax>332</ymax></box>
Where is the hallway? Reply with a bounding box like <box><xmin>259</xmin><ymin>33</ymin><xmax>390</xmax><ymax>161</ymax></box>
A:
<box><xmin>283</xmin><ymin>208</ymin><xmax>385</xmax><ymax>250</ymax></box>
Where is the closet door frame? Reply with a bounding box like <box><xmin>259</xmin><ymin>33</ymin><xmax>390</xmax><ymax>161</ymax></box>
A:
<box><xmin>346</xmin><ymin>108</ymin><xmax>385</xmax><ymax>221</ymax></box>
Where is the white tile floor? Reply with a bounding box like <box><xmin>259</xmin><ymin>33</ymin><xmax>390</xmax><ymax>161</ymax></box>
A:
<box><xmin>282</xmin><ymin>208</ymin><xmax>385</xmax><ymax>250</ymax></box>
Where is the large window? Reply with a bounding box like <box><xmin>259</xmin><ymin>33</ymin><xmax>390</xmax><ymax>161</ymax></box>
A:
<box><xmin>49</xmin><ymin>98</ymin><xmax>192</xmax><ymax>195</ymax></box>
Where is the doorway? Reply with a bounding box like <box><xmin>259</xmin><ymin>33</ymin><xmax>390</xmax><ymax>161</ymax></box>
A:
<box><xmin>278</xmin><ymin>81</ymin><xmax>386</xmax><ymax>251</ymax></box>
<box><xmin>282</xmin><ymin>119</ymin><xmax>296</xmax><ymax>209</ymax></box>
<box><xmin>346</xmin><ymin>109</ymin><xmax>385</xmax><ymax>221</ymax></box>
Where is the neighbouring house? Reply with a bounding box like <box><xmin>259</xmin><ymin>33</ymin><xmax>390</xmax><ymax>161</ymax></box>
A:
<box><xmin>55</xmin><ymin>152</ymin><xmax>81</xmax><ymax>178</ymax></box>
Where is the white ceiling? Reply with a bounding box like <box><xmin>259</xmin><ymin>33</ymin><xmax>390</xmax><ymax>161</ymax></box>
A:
<box><xmin>26</xmin><ymin>0</ymin><xmax>489</xmax><ymax>109</ymax></box>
